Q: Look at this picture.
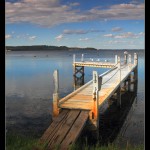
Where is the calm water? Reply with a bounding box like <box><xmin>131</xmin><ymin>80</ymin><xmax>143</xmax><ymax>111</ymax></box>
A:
<box><xmin>5</xmin><ymin>50</ymin><xmax>144</xmax><ymax>145</ymax></box>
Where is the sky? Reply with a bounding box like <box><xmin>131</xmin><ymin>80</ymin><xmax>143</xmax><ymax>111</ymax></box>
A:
<box><xmin>5</xmin><ymin>0</ymin><xmax>145</xmax><ymax>49</ymax></box>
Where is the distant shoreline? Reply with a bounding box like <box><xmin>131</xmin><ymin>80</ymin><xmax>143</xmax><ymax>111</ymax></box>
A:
<box><xmin>5</xmin><ymin>45</ymin><xmax>97</xmax><ymax>51</ymax></box>
<box><xmin>5</xmin><ymin>45</ymin><xmax>144</xmax><ymax>51</ymax></box>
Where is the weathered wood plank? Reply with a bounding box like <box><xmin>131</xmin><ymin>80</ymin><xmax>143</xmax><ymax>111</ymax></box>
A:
<box><xmin>60</xmin><ymin>111</ymin><xmax>89</xmax><ymax>149</ymax></box>
<box><xmin>40</xmin><ymin>110</ymin><xmax>69</xmax><ymax>143</ymax></box>
<box><xmin>47</xmin><ymin>110</ymin><xmax>81</xmax><ymax>149</ymax></box>
<box><xmin>60</xmin><ymin>104</ymin><xmax>93</xmax><ymax>110</ymax></box>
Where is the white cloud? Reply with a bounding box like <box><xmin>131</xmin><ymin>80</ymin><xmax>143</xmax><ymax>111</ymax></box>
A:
<box><xmin>104</xmin><ymin>32</ymin><xmax>144</xmax><ymax>39</ymax></box>
<box><xmin>29</xmin><ymin>36</ymin><xmax>37</xmax><ymax>40</ymax></box>
<box><xmin>6</xmin><ymin>0</ymin><xmax>144</xmax><ymax>27</ymax></box>
<box><xmin>5</xmin><ymin>34</ymin><xmax>12</xmax><ymax>39</ymax></box>
<box><xmin>79</xmin><ymin>38</ymin><xmax>90</xmax><ymax>41</ymax></box>
<box><xmin>55</xmin><ymin>34</ymin><xmax>64</xmax><ymax>41</ymax></box>
<box><xmin>63</xmin><ymin>29</ymin><xmax>100</xmax><ymax>35</ymax></box>
<box><xmin>114</xmin><ymin>32</ymin><xmax>143</xmax><ymax>39</ymax></box>
<box><xmin>63</xmin><ymin>29</ymin><xmax>88</xmax><ymax>34</ymax></box>
<box><xmin>104</xmin><ymin>34</ymin><xmax>113</xmax><ymax>37</ymax></box>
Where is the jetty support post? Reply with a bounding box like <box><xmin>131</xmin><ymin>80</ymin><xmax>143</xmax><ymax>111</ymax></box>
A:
<box><xmin>81</xmin><ymin>54</ymin><xmax>84</xmax><ymax>62</ymax></box>
<box><xmin>117</xmin><ymin>56</ymin><xmax>121</xmax><ymax>107</ymax></box>
<box><xmin>115</xmin><ymin>55</ymin><xmax>118</xmax><ymax>64</ymax></box>
<box><xmin>134</xmin><ymin>53</ymin><xmax>138</xmax><ymax>81</ymax></box>
<box><xmin>128</xmin><ymin>54</ymin><xmax>132</xmax><ymax>91</ymax></box>
<box><xmin>128</xmin><ymin>54</ymin><xmax>132</xmax><ymax>69</ymax></box>
<box><xmin>124</xmin><ymin>51</ymin><xmax>128</xmax><ymax>64</ymax></box>
<box><xmin>73</xmin><ymin>66</ymin><xmax>84</xmax><ymax>89</ymax></box>
<box><xmin>73</xmin><ymin>54</ymin><xmax>85</xmax><ymax>89</ymax></box>
<box><xmin>133</xmin><ymin>53</ymin><xmax>138</xmax><ymax>93</ymax></box>
<box><xmin>89</xmin><ymin>71</ymin><xmax>102</xmax><ymax>139</ymax></box>
<box><xmin>53</xmin><ymin>70</ymin><xmax>60</xmax><ymax>117</ymax></box>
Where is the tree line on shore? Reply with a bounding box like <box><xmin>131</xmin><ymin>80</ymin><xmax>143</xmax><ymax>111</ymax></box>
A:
<box><xmin>6</xmin><ymin>45</ymin><xmax>97</xmax><ymax>51</ymax></box>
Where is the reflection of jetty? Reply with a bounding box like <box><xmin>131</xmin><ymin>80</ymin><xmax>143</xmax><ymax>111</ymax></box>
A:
<box><xmin>40</xmin><ymin>52</ymin><xmax>138</xmax><ymax>149</ymax></box>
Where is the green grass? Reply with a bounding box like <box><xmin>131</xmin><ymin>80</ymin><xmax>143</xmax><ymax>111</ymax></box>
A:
<box><xmin>68</xmin><ymin>143</ymin><xmax>144</xmax><ymax>150</ymax></box>
<box><xmin>6</xmin><ymin>133</ymin><xmax>144</xmax><ymax>150</ymax></box>
<box><xmin>6</xmin><ymin>133</ymin><xmax>46</xmax><ymax>150</ymax></box>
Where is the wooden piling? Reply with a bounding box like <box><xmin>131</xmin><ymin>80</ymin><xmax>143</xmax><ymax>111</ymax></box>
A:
<box><xmin>89</xmin><ymin>71</ymin><xmax>102</xmax><ymax>139</ymax></box>
<box><xmin>117</xmin><ymin>86</ymin><xmax>121</xmax><ymax>107</ymax></box>
<box><xmin>134</xmin><ymin>53</ymin><xmax>138</xmax><ymax>66</ymax></box>
<box><xmin>127</xmin><ymin>74</ymin><xmax>131</xmax><ymax>92</ymax></box>
<box><xmin>53</xmin><ymin>70</ymin><xmax>60</xmax><ymax>117</ymax></box>
<box><xmin>81</xmin><ymin>54</ymin><xmax>84</xmax><ymax>62</ymax></box>
<box><xmin>124</xmin><ymin>51</ymin><xmax>128</xmax><ymax>64</ymax></box>
<box><xmin>115</xmin><ymin>55</ymin><xmax>118</xmax><ymax>64</ymax></box>
<box><xmin>128</xmin><ymin>54</ymin><xmax>132</xmax><ymax>69</ymax></box>
<box><xmin>73</xmin><ymin>54</ymin><xmax>76</xmax><ymax>63</ymax></box>
<box><xmin>134</xmin><ymin>53</ymin><xmax>138</xmax><ymax>81</ymax></box>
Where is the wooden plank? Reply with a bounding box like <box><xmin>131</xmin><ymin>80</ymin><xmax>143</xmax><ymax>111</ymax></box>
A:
<box><xmin>60</xmin><ymin>104</ymin><xmax>92</xmax><ymax>110</ymax></box>
<box><xmin>40</xmin><ymin>110</ymin><xmax>69</xmax><ymax>143</ymax></box>
<box><xmin>47</xmin><ymin>110</ymin><xmax>81</xmax><ymax>149</ymax></box>
<box><xmin>60</xmin><ymin>111</ymin><xmax>89</xmax><ymax>149</ymax></box>
<box><xmin>65</xmin><ymin>99</ymin><xmax>92</xmax><ymax>103</ymax></box>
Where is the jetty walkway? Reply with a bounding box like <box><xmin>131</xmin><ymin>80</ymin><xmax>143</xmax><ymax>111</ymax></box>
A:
<box><xmin>40</xmin><ymin>52</ymin><xmax>138</xmax><ymax>150</ymax></box>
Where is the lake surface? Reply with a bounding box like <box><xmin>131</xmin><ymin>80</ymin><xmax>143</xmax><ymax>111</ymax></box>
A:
<box><xmin>5</xmin><ymin>49</ymin><xmax>144</xmax><ymax>145</ymax></box>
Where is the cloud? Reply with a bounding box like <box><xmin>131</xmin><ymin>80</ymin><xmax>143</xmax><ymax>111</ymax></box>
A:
<box><xmin>79</xmin><ymin>38</ymin><xmax>90</xmax><ymax>41</ymax></box>
<box><xmin>5</xmin><ymin>34</ymin><xmax>12</xmax><ymax>39</ymax></box>
<box><xmin>104</xmin><ymin>34</ymin><xmax>113</xmax><ymax>37</ymax></box>
<box><xmin>6</xmin><ymin>0</ymin><xmax>144</xmax><ymax>27</ymax></box>
<box><xmin>29</xmin><ymin>36</ymin><xmax>37</xmax><ymax>40</ymax></box>
<box><xmin>114</xmin><ymin>32</ymin><xmax>143</xmax><ymax>39</ymax></box>
<box><xmin>63</xmin><ymin>29</ymin><xmax>88</xmax><ymax>34</ymax></box>
<box><xmin>111</xmin><ymin>27</ymin><xmax>123</xmax><ymax>32</ymax></box>
<box><xmin>63</xmin><ymin>29</ymin><xmax>100</xmax><ymax>35</ymax></box>
<box><xmin>55</xmin><ymin>34</ymin><xmax>64</xmax><ymax>41</ymax></box>
<box><xmin>104</xmin><ymin>32</ymin><xmax>144</xmax><ymax>39</ymax></box>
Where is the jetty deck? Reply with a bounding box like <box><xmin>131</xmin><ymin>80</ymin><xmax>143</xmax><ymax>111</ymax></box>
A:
<box><xmin>40</xmin><ymin>52</ymin><xmax>138</xmax><ymax>150</ymax></box>
<box><xmin>59</xmin><ymin>64</ymin><xmax>135</xmax><ymax>110</ymax></box>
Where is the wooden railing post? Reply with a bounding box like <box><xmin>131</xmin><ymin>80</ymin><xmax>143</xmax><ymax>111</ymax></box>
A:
<box><xmin>81</xmin><ymin>54</ymin><xmax>84</xmax><ymax>62</ymax></box>
<box><xmin>134</xmin><ymin>53</ymin><xmax>138</xmax><ymax>66</ymax></box>
<box><xmin>53</xmin><ymin>70</ymin><xmax>60</xmax><ymax>117</ymax></box>
<box><xmin>115</xmin><ymin>55</ymin><xmax>118</xmax><ymax>64</ymax></box>
<box><xmin>89</xmin><ymin>71</ymin><xmax>102</xmax><ymax>139</ymax></box>
<box><xmin>124</xmin><ymin>51</ymin><xmax>128</xmax><ymax>64</ymax></box>
<box><xmin>128</xmin><ymin>54</ymin><xmax>131</xmax><ymax>64</ymax></box>
<box><xmin>133</xmin><ymin>53</ymin><xmax>138</xmax><ymax>93</ymax></box>
<box><xmin>134</xmin><ymin>53</ymin><xmax>138</xmax><ymax>81</ymax></box>
<box><xmin>117</xmin><ymin>56</ymin><xmax>121</xmax><ymax>107</ymax></box>
<box><xmin>128</xmin><ymin>54</ymin><xmax>132</xmax><ymax>68</ymax></box>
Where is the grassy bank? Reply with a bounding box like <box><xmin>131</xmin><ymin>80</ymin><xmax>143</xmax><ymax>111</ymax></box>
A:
<box><xmin>6</xmin><ymin>133</ymin><xmax>45</xmax><ymax>150</ymax></box>
<box><xmin>6</xmin><ymin>133</ymin><xmax>144</xmax><ymax>150</ymax></box>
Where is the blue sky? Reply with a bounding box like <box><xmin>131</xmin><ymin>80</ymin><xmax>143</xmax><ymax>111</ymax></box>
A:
<box><xmin>5</xmin><ymin>0</ymin><xmax>144</xmax><ymax>49</ymax></box>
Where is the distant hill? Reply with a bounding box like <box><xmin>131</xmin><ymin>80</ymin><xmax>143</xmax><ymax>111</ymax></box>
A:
<box><xmin>6</xmin><ymin>45</ymin><xmax>97</xmax><ymax>51</ymax></box>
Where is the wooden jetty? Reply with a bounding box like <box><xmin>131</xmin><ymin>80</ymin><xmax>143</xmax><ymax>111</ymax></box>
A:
<box><xmin>40</xmin><ymin>51</ymin><xmax>138</xmax><ymax>150</ymax></box>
